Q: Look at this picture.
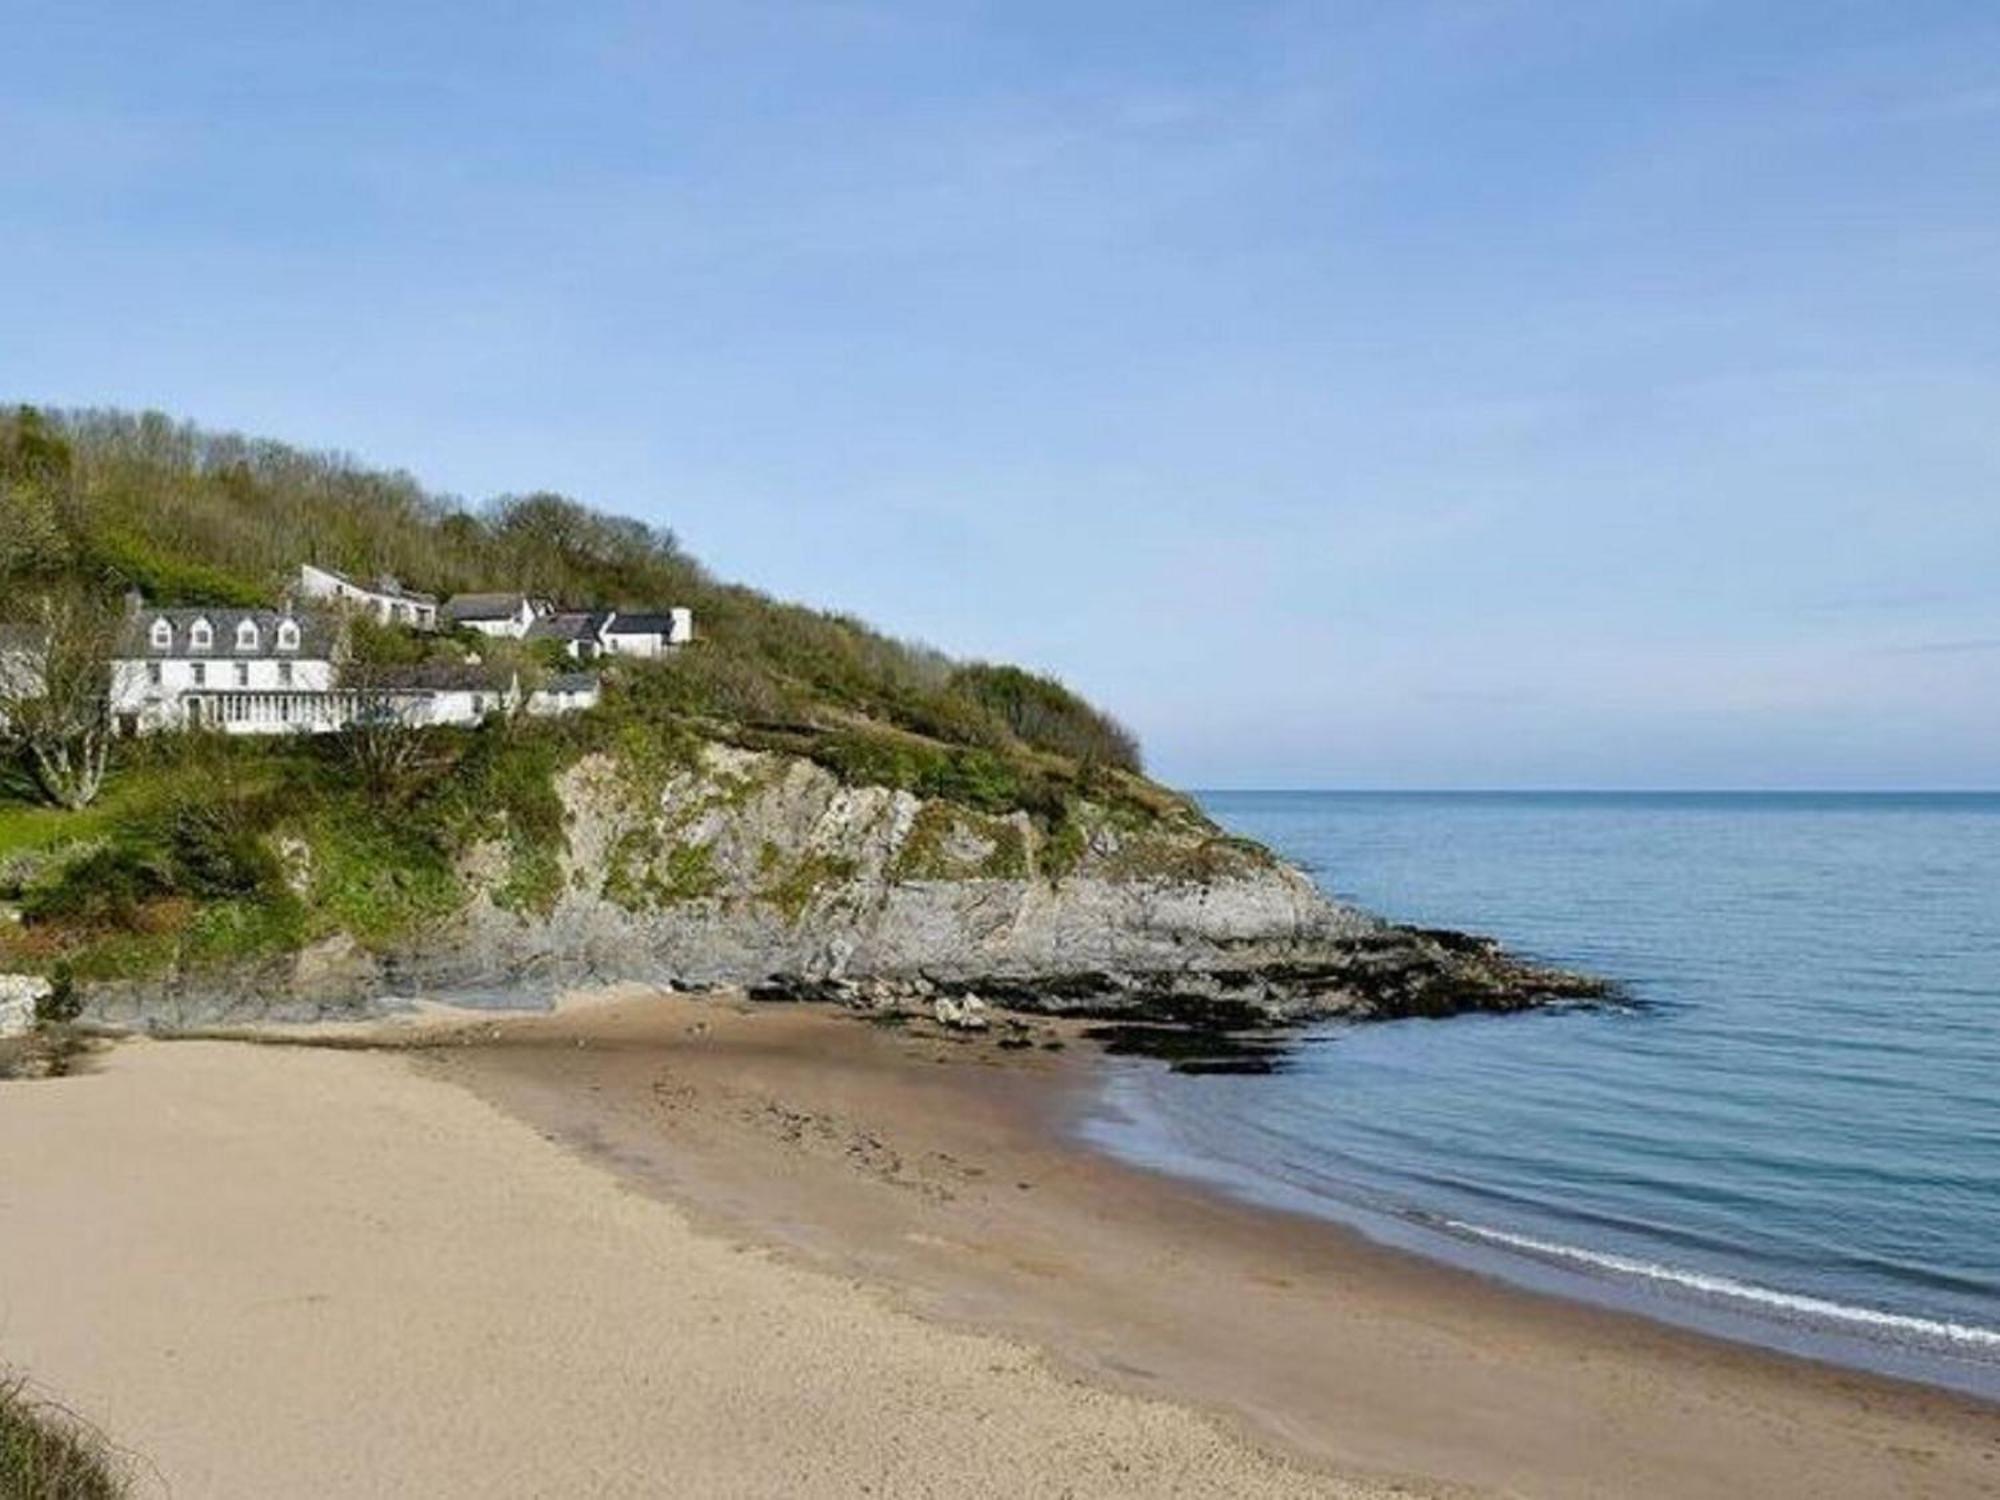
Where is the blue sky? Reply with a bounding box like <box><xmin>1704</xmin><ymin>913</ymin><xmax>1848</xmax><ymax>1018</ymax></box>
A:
<box><xmin>5</xmin><ymin>1</ymin><xmax>1998</xmax><ymax>787</ymax></box>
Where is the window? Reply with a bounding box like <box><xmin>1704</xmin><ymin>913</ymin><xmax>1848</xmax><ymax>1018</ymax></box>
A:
<box><xmin>191</xmin><ymin>662</ymin><xmax>206</xmax><ymax>687</ymax></box>
<box><xmin>189</xmin><ymin>620</ymin><xmax>213</xmax><ymax>651</ymax></box>
<box><xmin>146</xmin><ymin>662</ymin><xmax>162</xmax><ymax>687</ymax></box>
<box><xmin>234</xmin><ymin>663</ymin><xmax>249</xmax><ymax>687</ymax></box>
<box><xmin>277</xmin><ymin>620</ymin><xmax>300</xmax><ymax>652</ymax></box>
<box><xmin>236</xmin><ymin>620</ymin><xmax>259</xmax><ymax>652</ymax></box>
<box><xmin>149</xmin><ymin>619</ymin><xmax>172</xmax><ymax>650</ymax></box>
<box><xmin>278</xmin><ymin>661</ymin><xmax>294</xmax><ymax>687</ymax></box>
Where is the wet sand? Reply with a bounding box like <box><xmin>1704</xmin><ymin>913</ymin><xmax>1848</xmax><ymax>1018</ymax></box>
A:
<box><xmin>1</xmin><ymin>989</ymin><xmax>1994</xmax><ymax>1496</ymax></box>
<box><xmin>419</xmin><ymin>989</ymin><xmax>2000</xmax><ymax>1499</ymax></box>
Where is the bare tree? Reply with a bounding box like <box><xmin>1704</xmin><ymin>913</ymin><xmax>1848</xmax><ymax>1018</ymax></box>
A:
<box><xmin>331</xmin><ymin>663</ymin><xmax>454</xmax><ymax>799</ymax></box>
<box><xmin>0</xmin><ymin>591</ymin><xmax>119</xmax><ymax>809</ymax></box>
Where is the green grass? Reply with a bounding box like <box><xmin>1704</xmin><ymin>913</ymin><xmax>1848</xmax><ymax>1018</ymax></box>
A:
<box><xmin>0</xmin><ymin>1373</ymin><xmax>129</xmax><ymax>1499</ymax></box>
<box><xmin>762</xmin><ymin>851</ymin><xmax>858</xmax><ymax>923</ymax></box>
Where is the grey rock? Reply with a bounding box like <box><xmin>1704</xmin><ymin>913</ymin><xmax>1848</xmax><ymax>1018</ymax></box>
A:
<box><xmin>82</xmin><ymin>744</ymin><xmax>1609</xmax><ymax>1032</ymax></box>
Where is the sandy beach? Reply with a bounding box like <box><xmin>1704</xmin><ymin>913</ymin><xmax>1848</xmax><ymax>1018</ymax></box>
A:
<box><xmin>2</xmin><ymin>992</ymin><xmax>1995</xmax><ymax>1497</ymax></box>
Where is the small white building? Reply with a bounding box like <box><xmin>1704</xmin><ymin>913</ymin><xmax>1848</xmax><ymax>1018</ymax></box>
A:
<box><xmin>444</xmin><ymin>593</ymin><xmax>548</xmax><ymax>639</ymax></box>
<box><xmin>527</xmin><ymin>672</ymin><xmax>602</xmax><ymax>717</ymax></box>
<box><xmin>599</xmin><ymin>609</ymin><xmax>694</xmax><ymax>658</ymax></box>
<box><xmin>356</xmin><ymin>663</ymin><xmax>520</xmax><ymax>727</ymax></box>
<box><xmin>112</xmin><ymin>607</ymin><xmax>342</xmax><ymax>735</ymax></box>
<box><xmin>297</xmin><ymin>564</ymin><xmax>439</xmax><ymax>630</ymax></box>
<box><xmin>524</xmin><ymin>611</ymin><xmax>612</xmax><ymax>661</ymax></box>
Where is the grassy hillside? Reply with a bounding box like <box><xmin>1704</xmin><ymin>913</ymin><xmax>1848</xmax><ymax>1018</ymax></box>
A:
<box><xmin>1</xmin><ymin>405</ymin><xmax>1195</xmax><ymax>984</ymax></box>
<box><xmin>0</xmin><ymin>405</ymin><xmax>1140</xmax><ymax>770</ymax></box>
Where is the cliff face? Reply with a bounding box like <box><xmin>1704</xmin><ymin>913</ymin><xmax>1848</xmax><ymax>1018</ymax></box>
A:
<box><xmin>87</xmin><ymin>743</ymin><xmax>1604</xmax><ymax>1031</ymax></box>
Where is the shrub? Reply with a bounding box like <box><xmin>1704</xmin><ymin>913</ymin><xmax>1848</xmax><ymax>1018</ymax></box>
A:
<box><xmin>34</xmin><ymin>963</ymin><xmax>82</xmax><ymax>1025</ymax></box>
<box><xmin>0</xmin><ymin>1371</ymin><xmax>130</xmax><ymax>1499</ymax></box>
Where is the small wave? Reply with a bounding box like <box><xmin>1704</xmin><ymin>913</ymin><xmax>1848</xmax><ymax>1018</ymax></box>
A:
<box><xmin>1435</xmin><ymin>1218</ymin><xmax>2000</xmax><ymax>1353</ymax></box>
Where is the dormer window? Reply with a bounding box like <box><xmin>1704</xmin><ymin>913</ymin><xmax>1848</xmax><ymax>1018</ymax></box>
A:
<box><xmin>189</xmin><ymin>619</ymin><xmax>213</xmax><ymax>651</ymax></box>
<box><xmin>277</xmin><ymin>620</ymin><xmax>300</xmax><ymax>652</ymax></box>
<box><xmin>149</xmin><ymin>619</ymin><xmax>172</xmax><ymax>651</ymax></box>
<box><xmin>236</xmin><ymin>620</ymin><xmax>260</xmax><ymax>652</ymax></box>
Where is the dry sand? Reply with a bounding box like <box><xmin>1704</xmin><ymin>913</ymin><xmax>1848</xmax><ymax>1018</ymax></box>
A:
<box><xmin>0</xmin><ymin>1032</ymin><xmax>1371</xmax><ymax>1498</ymax></box>
<box><xmin>2</xmin><ymin>992</ymin><xmax>1995</xmax><ymax>1498</ymax></box>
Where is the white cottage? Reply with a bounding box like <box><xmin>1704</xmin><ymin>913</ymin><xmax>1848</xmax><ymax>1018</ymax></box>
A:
<box><xmin>443</xmin><ymin>593</ymin><xmax>548</xmax><ymax>639</ymax></box>
<box><xmin>297</xmin><ymin>564</ymin><xmax>439</xmax><ymax>630</ymax></box>
<box><xmin>599</xmin><ymin>609</ymin><xmax>694</xmax><ymax>657</ymax></box>
<box><xmin>524</xmin><ymin>611</ymin><xmax>612</xmax><ymax>661</ymax></box>
<box><xmin>527</xmin><ymin>671</ymin><xmax>602</xmax><ymax>717</ymax></box>
<box><xmin>111</xmin><ymin>607</ymin><xmax>343</xmax><ymax>735</ymax></box>
<box><xmin>356</xmin><ymin>662</ymin><xmax>520</xmax><ymax>726</ymax></box>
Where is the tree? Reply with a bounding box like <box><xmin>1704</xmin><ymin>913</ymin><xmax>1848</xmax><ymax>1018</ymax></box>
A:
<box><xmin>0</xmin><ymin>590</ymin><xmax>120</xmax><ymax>809</ymax></box>
<box><xmin>329</xmin><ymin>661</ymin><xmax>456</xmax><ymax>799</ymax></box>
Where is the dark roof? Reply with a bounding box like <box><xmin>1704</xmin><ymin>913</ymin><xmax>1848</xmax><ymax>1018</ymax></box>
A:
<box><xmin>604</xmin><ymin>612</ymin><xmax>682</xmax><ymax>635</ymax></box>
<box><xmin>121</xmin><ymin>607</ymin><xmax>340</xmax><ymax>658</ymax></box>
<box><xmin>444</xmin><ymin>593</ymin><xmax>531</xmax><ymax>622</ymax></box>
<box><xmin>524</xmin><ymin>611</ymin><xmax>609</xmax><ymax>643</ymax></box>
<box><xmin>312</xmin><ymin>564</ymin><xmax>438</xmax><ymax>607</ymax></box>
<box><xmin>363</xmin><ymin>662</ymin><xmax>516</xmax><ymax>692</ymax></box>
<box><xmin>541</xmin><ymin>672</ymin><xmax>601</xmax><ymax>695</ymax></box>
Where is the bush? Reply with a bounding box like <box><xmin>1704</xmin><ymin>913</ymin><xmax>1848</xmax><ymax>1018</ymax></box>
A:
<box><xmin>953</xmin><ymin>663</ymin><xmax>1142</xmax><ymax>771</ymax></box>
<box><xmin>0</xmin><ymin>1372</ymin><xmax>130</xmax><ymax>1499</ymax></box>
<box><xmin>34</xmin><ymin>964</ymin><xmax>82</xmax><ymax>1025</ymax></box>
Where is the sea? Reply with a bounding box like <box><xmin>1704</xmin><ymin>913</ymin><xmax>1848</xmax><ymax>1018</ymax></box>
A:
<box><xmin>1078</xmin><ymin>792</ymin><xmax>2000</xmax><ymax>1398</ymax></box>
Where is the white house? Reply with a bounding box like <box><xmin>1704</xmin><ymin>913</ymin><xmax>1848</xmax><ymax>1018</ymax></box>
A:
<box><xmin>356</xmin><ymin>662</ymin><xmax>520</xmax><ymax>727</ymax></box>
<box><xmin>524</xmin><ymin>611</ymin><xmax>611</xmax><ymax>661</ymax></box>
<box><xmin>105</xmin><ymin>607</ymin><xmax>569</xmax><ymax>736</ymax></box>
<box><xmin>297</xmin><ymin>564</ymin><xmax>439</xmax><ymax>630</ymax></box>
<box><xmin>444</xmin><ymin>593</ymin><xmax>548</xmax><ymax>639</ymax></box>
<box><xmin>527</xmin><ymin>671</ymin><xmax>602</xmax><ymax>717</ymax></box>
<box><xmin>112</xmin><ymin>607</ymin><xmax>343</xmax><ymax>735</ymax></box>
<box><xmin>599</xmin><ymin>608</ymin><xmax>694</xmax><ymax>658</ymax></box>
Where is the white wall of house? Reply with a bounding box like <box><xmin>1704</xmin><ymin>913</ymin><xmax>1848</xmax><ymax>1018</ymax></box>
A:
<box><xmin>461</xmin><ymin>603</ymin><xmax>536</xmax><ymax>639</ymax></box>
<box><xmin>401</xmin><ymin>685</ymin><xmax>514</xmax><ymax>726</ymax></box>
<box><xmin>111</xmin><ymin>655</ymin><xmax>337</xmax><ymax>731</ymax></box>
<box><xmin>601</xmin><ymin>610</ymin><xmax>693</xmax><ymax>658</ymax></box>
<box><xmin>298</xmin><ymin>564</ymin><xmax>437</xmax><ymax>630</ymax></box>
<box><xmin>528</xmin><ymin>682</ymin><xmax>602</xmax><ymax>716</ymax></box>
<box><xmin>600</xmin><ymin>631</ymin><xmax>659</xmax><ymax>658</ymax></box>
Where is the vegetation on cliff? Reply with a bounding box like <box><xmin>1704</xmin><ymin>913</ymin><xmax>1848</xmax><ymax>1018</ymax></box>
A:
<box><xmin>0</xmin><ymin>405</ymin><xmax>1221</xmax><ymax>985</ymax></box>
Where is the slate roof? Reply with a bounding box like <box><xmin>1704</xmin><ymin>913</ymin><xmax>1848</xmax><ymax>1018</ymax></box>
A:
<box><xmin>363</xmin><ymin>662</ymin><xmax>516</xmax><ymax>692</ymax></box>
<box><xmin>524</xmin><ymin>611</ymin><xmax>609</xmax><ymax>643</ymax></box>
<box><xmin>444</xmin><ymin>593</ymin><xmax>532</xmax><ymax>622</ymax></box>
<box><xmin>603</xmin><ymin>612</ymin><xmax>682</xmax><ymax>636</ymax></box>
<box><xmin>121</xmin><ymin>608</ymin><xmax>340</xmax><ymax>659</ymax></box>
<box><xmin>541</xmin><ymin>672</ymin><xmax>601</xmax><ymax>695</ymax></box>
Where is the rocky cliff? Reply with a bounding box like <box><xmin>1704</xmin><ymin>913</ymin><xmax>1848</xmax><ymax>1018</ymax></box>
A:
<box><xmin>85</xmin><ymin>743</ymin><xmax>1605</xmax><ymax>1035</ymax></box>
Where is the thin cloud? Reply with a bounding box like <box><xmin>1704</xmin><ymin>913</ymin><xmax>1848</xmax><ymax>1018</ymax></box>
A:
<box><xmin>1882</xmin><ymin>638</ymin><xmax>2000</xmax><ymax>656</ymax></box>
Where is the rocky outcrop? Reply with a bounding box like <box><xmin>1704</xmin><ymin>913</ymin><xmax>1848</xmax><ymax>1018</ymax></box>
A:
<box><xmin>0</xmin><ymin>974</ymin><xmax>50</xmax><ymax>1038</ymax></box>
<box><xmin>84</xmin><ymin>744</ymin><xmax>1608</xmax><ymax>1038</ymax></box>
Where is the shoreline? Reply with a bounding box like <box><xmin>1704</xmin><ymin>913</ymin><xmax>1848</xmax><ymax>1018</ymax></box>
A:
<box><xmin>5</xmin><ymin>990</ymin><xmax>1996</xmax><ymax>1496</ymax></box>
<box><xmin>1081</xmin><ymin>1044</ymin><xmax>2000</xmax><ymax>1401</ymax></box>
<box><xmin>411</xmin><ymin>989</ymin><xmax>1998</xmax><ymax>1497</ymax></box>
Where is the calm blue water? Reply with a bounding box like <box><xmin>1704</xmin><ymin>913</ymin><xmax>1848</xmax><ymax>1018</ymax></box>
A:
<box><xmin>1080</xmin><ymin>792</ymin><xmax>2000</xmax><ymax>1396</ymax></box>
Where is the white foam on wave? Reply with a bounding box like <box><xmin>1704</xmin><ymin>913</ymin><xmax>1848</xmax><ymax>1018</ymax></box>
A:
<box><xmin>1439</xmin><ymin>1218</ymin><xmax>2000</xmax><ymax>1353</ymax></box>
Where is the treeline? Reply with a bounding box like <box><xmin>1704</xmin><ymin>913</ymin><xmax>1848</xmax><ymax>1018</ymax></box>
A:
<box><xmin>0</xmin><ymin>406</ymin><xmax>1142</xmax><ymax>773</ymax></box>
